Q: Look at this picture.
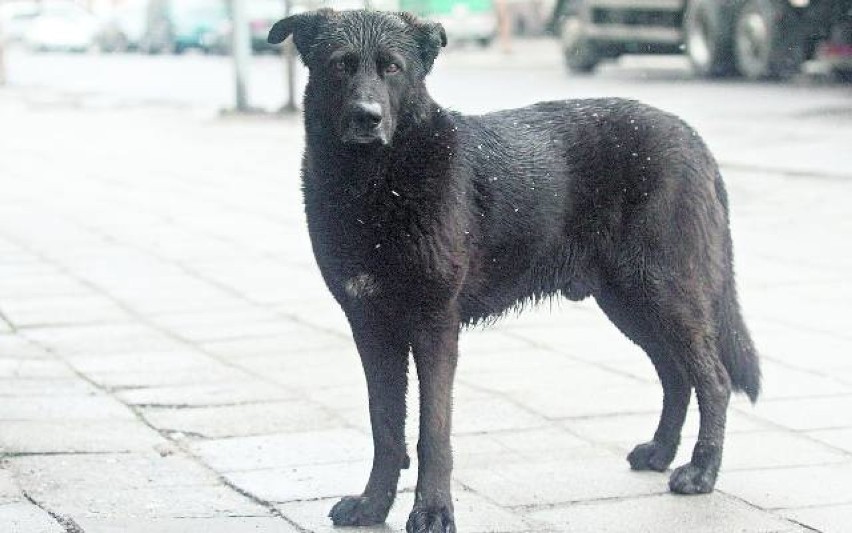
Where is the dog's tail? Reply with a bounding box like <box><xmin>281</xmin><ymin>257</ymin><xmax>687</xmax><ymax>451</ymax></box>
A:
<box><xmin>715</xmin><ymin>175</ymin><xmax>761</xmax><ymax>403</ymax></box>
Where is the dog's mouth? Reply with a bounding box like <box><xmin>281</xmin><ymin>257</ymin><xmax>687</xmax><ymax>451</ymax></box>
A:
<box><xmin>340</xmin><ymin>130</ymin><xmax>390</xmax><ymax>146</ymax></box>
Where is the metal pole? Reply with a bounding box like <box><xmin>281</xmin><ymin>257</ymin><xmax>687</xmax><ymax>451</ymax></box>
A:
<box><xmin>230</xmin><ymin>0</ymin><xmax>252</xmax><ymax>112</ymax></box>
<box><xmin>0</xmin><ymin>18</ymin><xmax>7</xmax><ymax>87</ymax></box>
<box><xmin>281</xmin><ymin>0</ymin><xmax>298</xmax><ymax>113</ymax></box>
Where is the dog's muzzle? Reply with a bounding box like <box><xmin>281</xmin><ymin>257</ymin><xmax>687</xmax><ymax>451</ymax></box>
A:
<box><xmin>341</xmin><ymin>101</ymin><xmax>389</xmax><ymax>145</ymax></box>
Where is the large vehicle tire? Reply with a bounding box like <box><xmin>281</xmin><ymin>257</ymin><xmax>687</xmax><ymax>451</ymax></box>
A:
<box><xmin>561</xmin><ymin>15</ymin><xmax>600</xmax><ymax>73</ymax></box>
<box><xmin>734</xmin><ymin>0</ymin><xmax>804</xmax><ymax>80</ymax></box>
<box><xmin>683</xmin><ymin>0</ymin><xmax>737</xmax><ymax>77</ymax></box>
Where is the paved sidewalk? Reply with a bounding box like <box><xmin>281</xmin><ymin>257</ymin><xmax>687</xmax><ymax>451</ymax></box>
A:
<box><xmin>0</xmin><ymin>88</ymin><xmax>851</xmax><ymax>533</ymax></box>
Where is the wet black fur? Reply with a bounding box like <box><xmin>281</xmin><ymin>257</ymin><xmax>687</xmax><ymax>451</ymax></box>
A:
<box><xmin>269</xmin><ymin>9</ymin><xmax>760</xmax><ymax>533</ymax></box>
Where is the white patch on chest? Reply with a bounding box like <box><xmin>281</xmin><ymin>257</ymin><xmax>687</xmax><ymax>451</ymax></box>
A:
<box><xmin>344</xmin><ymin>273</ymin><xmax>379</xmax><ymax>299</ymax></box>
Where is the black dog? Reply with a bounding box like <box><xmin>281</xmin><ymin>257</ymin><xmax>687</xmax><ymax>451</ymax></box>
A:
<box><xmin>269</xmin><ymin>9</ymin><xmax>760</xmax><ymax>533</ymax></box>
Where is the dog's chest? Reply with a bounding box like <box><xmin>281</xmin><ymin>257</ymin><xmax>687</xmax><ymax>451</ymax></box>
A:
<box><xmin>307</xmin><ymin>186</ymin><xmax>462</xmax><ymax>307</ymax></box>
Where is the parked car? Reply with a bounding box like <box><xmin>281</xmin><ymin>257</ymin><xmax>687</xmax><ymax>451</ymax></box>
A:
<box><xmin>140</xmin><ymin>0</ymin><xmax>229</xmax><ymax>54</ymax></box>
<box><xmin>552</xmin><ymin>0</ymin><xmax>852</xmax><ymax>80</ymax></box>
<box><xmin>400</xmin><ymin>0</ymin><xmax>498</xmax><ymax>46</ymax></box>
<box><xmin>24</xmin><ymin>1</ymin><xmax>99</xmax><ymax>52</ymax></box>
<box><xmin>97</xmin><ymin>0</ymin><xmax>147</xmax><ymax>52</ymax></box>
<box><xmin>213</xmin><ymin>0</ymin><xmax>289</xmax><ymax>54</ymax></box>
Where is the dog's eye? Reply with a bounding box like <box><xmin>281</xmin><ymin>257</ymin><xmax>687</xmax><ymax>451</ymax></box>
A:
<box><xmin>332</xmin><ymin>59</ymin><xmax>346</xmax><ymax>73</ymax></box>
<box><xmin>385</xmin><ymin>63</ymin><xmax>401</xmax><ymax>75</ymax></box>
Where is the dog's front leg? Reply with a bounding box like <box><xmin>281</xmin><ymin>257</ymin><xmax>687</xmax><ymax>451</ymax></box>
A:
<box><xmin>407</xmin><ymin>310</ymin><xmax>459</xmax><ymax>533</ymax></box>
<box><xmin>330</xmin><ymin>312</ymin><xmax>409</xmax><ymax>526</ymax></box>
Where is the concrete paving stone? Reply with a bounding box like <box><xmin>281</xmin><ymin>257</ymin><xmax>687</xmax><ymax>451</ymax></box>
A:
<box><xmin>9</xmin><ymin>452</ymin><xmax>220</xmax><ymax>491</ymax></box>
<box><xmin>277</xmin><ymin>487</ymin><xmax>537</xmax><ymax>533</ymax></box>
<box><xmin>0</xmin><ymin>359</ymin><xmax>75</xmax><ymax>379</ymax></box>
<box><xmin>150</xmin><ymin>311</ymin><xmax>307</xmax><ymax>344</ymax></box>
<box><xmin>0</xmin><ymin>336</ymin><xmax>51</xmax><ymax>359</ymax></box>
<box><xmin>201</xmin><ymin>333</ymin><xmax>349</xmax><ymax>360</ymax></box>
<box><xmin>203</xmin><ymin>334</ymin><xmax>349</xmax><ymax>364</ymax></box>
<box><xmin>459</xmin><ymin>328</ymin><xmax>537</xmax><ymax>354</ymax></box>
<box><xmin>455</xmin><ymin>456</ymin><xmax>667</xmax><ymax>507</ymax></box>
<box><xmin>512</xmin><ymin>381</ymin><xmax>662</xmax><ymax>420</ymax></box>
<box><xmin>277</xmin><ymin>301</ymin><xmax>352</xmax><ymax>337</ymax></box>
<box><xmin>0</xmin><ymin>395</ymin><xmax>136</xmax><ymax>421</ymax></box>
<box><xmin>74</xmin><ymin>516</ymin><xmax>301</xmax><ymax>533</ymax></box>
<box><xmin>0</xmin><ymin>273</ymin><xmax>90</xmax><ymax>300</ymax></box>
<box><xmin>717</xmin><ymin>462</ymin><xmax>852</xmax><ymax>509</ymax></box>
<box><xmin>565</xmin><ymin>408</ymin><xmax>771</xmax><ymax>446</ymax></box>
<box><xmin>225</xmin><ymin>460</ymin><xmax>417</xmax><ymax>502</ymax></box>
<box><xmin>657</xmin><ymin>430</ymin><xmax>852</xmax><ymax>475</ymax></box>
<box><xmin>190</xmin><ymin>428</ymin><xmax>372</xmax><ymax>473</ymax></box>
<box><xmin>0</xmin><ymin>295</ymin><xmax>133</xmax><ymax>329</ymax></box>
<box><xmin>757</xmin><ymin>360</ymin><xmax>852</xmax><ymax>399</ymax></box>
<box><xmin>0</xmin><ymin>468</ymin><xmax>23</xmax><ymax>504</ymax></box>
<box><xmin>781</xmin><ymin>504</ymin><xmax>852</xmax><ymax>533</ymax></box>
<box><xmin>0</xmin><ymin>502</ymin><xmax>65</xmax><ymax>533</ymax></box>
<box><xmin>453</xmin><ymin>393</ymin><xmax>549</xmax><ymax>435</ymax></box>
<box><xmin>25</xmin><ymin>484</ymin><xmax>267</xmax><ymax>520</ymax></box>
<box><xmin>807</xmin><ymin>428</ymin><xmax>852</xmax><ymax>454</ymax></box>
<box><xmin>87</xmin><ymin>365</ymin><xmax>243</xmax><ymax>390</ymax></box>
<box><xmin>527</xmin><ymin>493</ymin><xmax>804</xmax><ymax>533</ymax></box>
<box><xmin>0</xmin><ymin>420</ymin><xmax>168</xmax><ymax>454</ymax></box>
<box><xmin>743</xmin><ymin>395</ymin><xmax>852</xmax><ymax>431</ymax></box>
<box><xmin>750</xmin><ymin>321</ymin><xmax>852</xmax><ymax>371</ymax></box>
<box><xmin>22</xmin><ymin>324</ymin><xmax>185</xmax><ymax>356</ymax></box>
<box><xmin>457</xmin><ymin>346</ymin><xmax>582</xmax><ymax>378</ymax></box>
<box><xmin>240</xmin><ymin>354</ymin><xmax>366</xmax><ymax>391</ymax></box>
<box><xmin>66</xmin><ymin>350</ymin><xmax>222</xmax><ymax>376</ymax></box>
<box><xmin>141</xmin><ymin>400</ymin><xmax>340</xmax><ymax>439</ymax></box>
<box><xmin>453</xmin><ymin>428</ymin><xmax>612</xmax><ymax>468</ymax></box>
<box><xmin>117</xmin><ymin>381</ymin><xmax>297</xmax><ymax>407</ymax></box>
<box><xmin>0</xmin><ymin>378</ymin><xmax>99</xmax><ymax>396</ymax></box>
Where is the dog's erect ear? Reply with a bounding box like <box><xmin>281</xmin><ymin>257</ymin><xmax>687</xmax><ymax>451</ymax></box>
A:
<box><xmin>399</xmin><ymin>12</ymin><xmax>447</xmax><ymax>72</ymax></box>
<box><xmin>267</xmin><ymin>9</ymin><xmax>333</xmax><ymax>56</ymax></box>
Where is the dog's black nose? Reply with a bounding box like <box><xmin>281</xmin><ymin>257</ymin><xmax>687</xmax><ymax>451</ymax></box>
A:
<box><xmin>352</xmin><ymin>101</ymin><xmax>383</xmax><ymax>129</ymax></box>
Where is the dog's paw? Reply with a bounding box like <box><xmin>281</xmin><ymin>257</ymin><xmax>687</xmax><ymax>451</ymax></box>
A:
<box><xmin>329</xmin><ymin>495</ymin><xmax>391</xmax><ymax>526</ymax></box>
<box><xmin>406</xmin><ymin>504</ymin><xmax>456</xmax><ymax>533</ymax></box>
<box><xmin>627</xmin><ymin>440</ymin><xmax>678</xmax><ymax>472</ymax></box>
<box><xmin>668</xmin><ymin>462</ymin><xmax>718</xmax><ymax>494</ymax></box>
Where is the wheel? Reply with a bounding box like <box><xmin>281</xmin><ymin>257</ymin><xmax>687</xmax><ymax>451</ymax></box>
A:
<box><xmin>683</xmin><ymin>0</ymin><xmax>737</xmax><ymax>77</ymax></box>
<box><xmin>560</xmin><ymin>15</ymin><xmax>599</xmax><ymax>73</ymax></box>
<box><xmin>734</xmin><ymin>0</ymin><xmax>803</xmax><ymax>80</ymax></box>
<box><xmin>834</xmin><ymin>68</ymin><xmax>852</xmax><ymax>82</ymax></box>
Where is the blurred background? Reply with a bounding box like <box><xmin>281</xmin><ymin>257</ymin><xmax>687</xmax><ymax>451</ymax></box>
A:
<box><xmin>1</xmin><ymin>0</ymin><xmax>850</xmax><ymax>112</ymax></box>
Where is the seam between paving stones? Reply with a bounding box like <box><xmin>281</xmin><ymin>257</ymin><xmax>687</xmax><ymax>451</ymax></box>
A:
<box><xmin>0</xmin><ymin>234</ymin><xmax>360</xmax><ymax>531</ymax></box>
<box><xmin>64</xmin><ymin>202</ymin><xmax>350</xmax><ymax>343</ymax></box>
<box><xmin>22</xmin><ymin>491</ymin><xmax>85</xmax><ymax>533</ymax></box>
<box><xmin>19</xmin><ymin>337</ymin><xmax>313</xmax><ymax>532</ymax></box>
<box><xmin>730</xmin><ymin>406</ymin><xmax>852</xmax><ymax>459</ymax></box>
<box><xmin>717</xmin><ymin>490</ymin><xmax>823</xmax><ymax>533</ymax></box>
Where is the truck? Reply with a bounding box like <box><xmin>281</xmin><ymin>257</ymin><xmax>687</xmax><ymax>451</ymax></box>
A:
<box><xmin>552</xmin><ymin>0</ymin><xmax>852</xmax><ymax>80</ymax></box>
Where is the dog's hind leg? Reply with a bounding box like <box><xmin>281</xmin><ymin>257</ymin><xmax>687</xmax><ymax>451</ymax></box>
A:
<box><xmin>330</xmin><ymin>313</ymin><xmax>410</xmax><ymax>526</ymax></box>
<box><xmin>597</xmin><ymin>279</ymin><xmax>731</xmax><ymax>493</ymax></box>
<box><xmin>595</xmin><ymin>289</ymin><xmax>691</xmax><ymax>473</ymax></box>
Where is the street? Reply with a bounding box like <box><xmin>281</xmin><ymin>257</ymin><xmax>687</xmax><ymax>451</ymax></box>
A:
<box><xmin>1</xmin><ymin>40</ymin><xmax>852</xmax><ymax>532</ymax></box>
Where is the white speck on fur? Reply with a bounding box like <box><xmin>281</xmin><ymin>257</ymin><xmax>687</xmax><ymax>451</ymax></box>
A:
<box><xmin>345</xmin><ymin>274</ymin><xmax>378</xmax><ymax>299</ymax></box>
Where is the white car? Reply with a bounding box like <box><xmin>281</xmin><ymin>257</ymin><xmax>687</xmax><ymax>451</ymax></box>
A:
<box><xmin>24</xmin><ymin>1</ymin><xmax>99</xmax><ymax>52</ymax></box>
<box><xmin>0</xmin><ymin>1</ymin><xmax>41</xmax><ymax>44</ymax></box>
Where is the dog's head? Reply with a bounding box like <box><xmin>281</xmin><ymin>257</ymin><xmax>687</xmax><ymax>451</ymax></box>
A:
<box><xmin>268</xmin><ymin>9</ymin><xmax>446</xmax><ymax>146</ymax></box>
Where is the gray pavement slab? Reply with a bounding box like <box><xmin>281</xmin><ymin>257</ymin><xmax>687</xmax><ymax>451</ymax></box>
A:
<box><xmin>527</xmin><ymin>493</ymin><xmax>804</xmax><ymax>533</ymax></box>
<box><xmin>277</xmin><ymin>488</ymin><xmax>539</xmax><ymax>533</ymax></box>
<box><xmin>781</xmin><ymin>505</ymin><xmax>852</xmax><ymax>533</ymax></box>
<box><xmin>74</xmin><ymin>516</ymin><xmax>301</xmax><ymax>533</ymax></box>
<box><xmin>0</xmin><ymin>502</ymin><xmax>65</xmax><ymax>533</ymax></box>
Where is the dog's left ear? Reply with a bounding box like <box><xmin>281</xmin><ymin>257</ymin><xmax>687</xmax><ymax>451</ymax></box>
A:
<box><xmin>267</xmin><ymin>8</ymin><xmax>333</xmax><ymax>57</ymax></box>
<box><xmin>399</xmin><ymin>12</ymin><xmax>447</xmax><ymax>72</ymax></box>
